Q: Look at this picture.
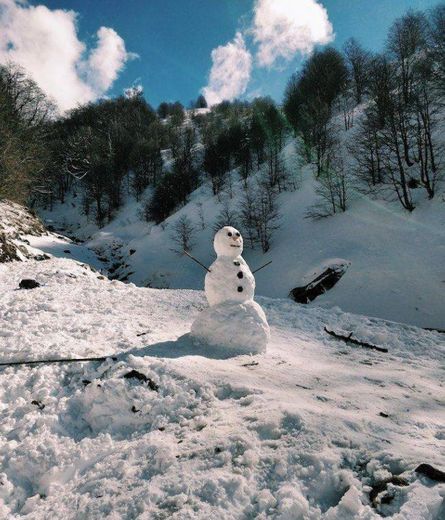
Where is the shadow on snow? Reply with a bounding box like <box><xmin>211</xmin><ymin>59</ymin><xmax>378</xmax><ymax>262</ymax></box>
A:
<box><xmin>125</xmin><ymin>333</ymin><xmax>250</xmax><ymax>360</ymax></box>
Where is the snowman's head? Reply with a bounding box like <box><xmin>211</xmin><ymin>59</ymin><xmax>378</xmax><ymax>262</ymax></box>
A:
<box><xmin>214</xmin><ymin>226</ymin><xmax>243</xmax><ymax>258</ymax></box>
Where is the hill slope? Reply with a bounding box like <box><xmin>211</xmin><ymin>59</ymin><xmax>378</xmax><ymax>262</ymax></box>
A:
<box><xmin>0</xmin><ymin>245</ymin><xmax>444</xmax><ymax>518</ymax></box>
<box><xmin>40</xmin><ymin>156</ymin><xmax>445</xmax><ymax>329</ymax></box>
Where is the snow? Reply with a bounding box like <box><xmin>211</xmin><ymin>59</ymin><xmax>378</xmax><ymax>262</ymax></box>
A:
<box><xmin>0</xmin><ymin>246</ymin><xmax>444</xmax><ymax>518</ymax></box>
<box><xmin>26</xmin><ymin>234</ymin><xmax>106</xmax><ymax>272</ymax></box>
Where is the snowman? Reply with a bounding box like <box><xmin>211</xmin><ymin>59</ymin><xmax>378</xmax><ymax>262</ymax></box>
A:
<box><xmin>190</xmin><ymin>226</ymin><xmax>270</xmax><ymax>354</ymax></box>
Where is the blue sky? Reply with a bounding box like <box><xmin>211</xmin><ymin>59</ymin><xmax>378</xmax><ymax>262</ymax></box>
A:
<box><xmin>7</xmin><ymin>0</ymin><xmax>443</xmax><ymax>110</ymax></box>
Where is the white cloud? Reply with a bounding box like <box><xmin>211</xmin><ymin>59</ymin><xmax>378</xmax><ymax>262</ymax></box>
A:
<box><xmin>253</xmin><ymin>0</ymin><xmax>334</xmax><ymax>66</ymax></box>
<box><xmin>87</xmin><ymin>27</ymin><xmax>133</xmax><ymax>92</ymax></box>
<box><xmin>202</xmin><ymin>32</ymin><xmax>252</xmax><ymax>106</ymax></box>
<box><xmin>201</xmin><ymin>0</ymin><xmax>333</xmax><ymax>105</ymax></box>
<box><xmin>0</xmin><ymin>0</ymin><xmax>134</xmax><ymax>112</ymax></box>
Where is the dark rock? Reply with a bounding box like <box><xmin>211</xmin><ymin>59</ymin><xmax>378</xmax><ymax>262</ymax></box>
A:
<box><xmin>369</xmin><ymin>476</ymin><xmax>409</xmax><ymax>507</ymax></box>
<box><xmin>31</xmin><ymin>400</ymin><xmax>45</xmax><ymax>410</ymax></box>
<box><xmin>131</xmin><ymin>405</ymin><xmax>140</xmax><ymax>413</ymax></box>
<box><xmin>119</xmin><ymin>272</ymin><xmax>135</xmax><ymax>282</ymax></box>
<box><xmin>34</xmin><ymin>254</ymin><xmax>51</xmax><ymax>261</ymax></box>
<box><xmin>108</xmin><ymin>262</ymin><xmax>121</xmax><ymax>274</ymax></box>
<box><xmin>63</xmin><ymin>249</ymin><xmax>71</xmax><ymax>254</ymax></box>
<box><xmin>289</xmin><ymin>262</ymin><xmax>350</xmax><ymax>304</ymax></box>
<box><xmin>19</xmin><ymin>279</ymin><xmax>41</xmax><ymax>290</ymax></box>
<box><xmin>129</xmin><ymin>249</ymin><xmax>136</xmax><ymax>256</ymax></box>
<box><xmin>415</xmin><ymin>463</ymin><xmax>445</xmax><ymax>482</ymax></box>
<box><xmin>123</xmin><ymin>370</ymin><xmax>159</xmax><ymax>391</ymax></box>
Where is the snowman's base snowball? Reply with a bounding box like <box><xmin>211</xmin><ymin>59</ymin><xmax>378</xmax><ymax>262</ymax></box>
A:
<box><xmin>191</xmin><ymin>300</ymin><xmax>270</xmax><ymax>354</ymax></box>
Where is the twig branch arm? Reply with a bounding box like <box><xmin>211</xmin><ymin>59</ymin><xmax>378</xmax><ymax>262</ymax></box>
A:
<box><xmin>183</xmin><ymin>250</ymin><xmax>211</xmax><ymax>273</ymax></box>
<box><xmin>252</xmin><ymin>260</ymin><xmax>272</xmax><ymax>275</ymax></box>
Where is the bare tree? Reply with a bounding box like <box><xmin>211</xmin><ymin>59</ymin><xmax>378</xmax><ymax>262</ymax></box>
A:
<box><xmin>343</xmin><ymin>38</ymin><xmax>371</xmax><ymax>104</ymax></box>
<box><xmin>255</xmin><ymin>181</ymin><xmax>281</xmax><ymax>252</ymax></box>
<box><xmin>429</xmin><ymin>4</ymin><xmax>445</xmax><ymax>97</ymax></box>
<box><xmin>283</xmin><ymin>47</ymin><xmax>349</xmax><ymax>178</ymax></box>
<box><xmin>307</xmin><ymin>134</ymin><xmax>350</xmax><ymax>219</ymax></box>
<box><xmin>349</xmin><ymin>110</ymin><xmax>384</xmax><ymax>192</ymax></box>
<box><xmin>213</xmin><ymin>199</ymin><xmax>239</xmax><ymax>232</ymax></box>
<box><xmin>239</xmin><ymin>180</ymin><xmax>280</xmax><ymax>253</ymax></box>
<box><xmin>367</xmin><ymin>56</ymin><xmax>416</xmax><ymax>210</ymax></box>
<box><xmin>171</xmin><ymin>215</ymin><xmax>196</xmax><ymax>254</ymax></box>
<box><xmin>0</xmin><ymin>63</ymin><xmax>54</xmax><ymax>204</ymax></box>
<box><xmin>195</xmin><ymin>202</ymin><xmax>206</xmax><ymax>230</ymax></box>
<box><xmin>129</xmin><ymin>136</ymin><xmax>163</xmax><ymax>201</ymax></box>
<box><xmin>238</xmin><ymin>184</ymin><xmax>258</xmax><ymax>249</ymax></box>
<box><xmin>338</xmin><ymin>88</ymin><xmax>356</xmax><ymax>131</ymax></box>
<box><xmin>411</xmin><ymin>56</ymin><xmax>444</xmax><ymax>198</ymax></box>
<box><xmin>387</xmin><ymin>11</ymin><xmax>428</xmax><ymax>106</ymax></box>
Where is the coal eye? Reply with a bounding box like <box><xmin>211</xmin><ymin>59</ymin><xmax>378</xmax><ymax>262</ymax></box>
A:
<box><xmin>236</xmin><ymin>232</ymin><xmax>240</xmax><ymax>237</ymax></box>
<box><xmin>227</xmin><ymin>232</ymin><xmax>232</xmax><ymax>237</ymax></box>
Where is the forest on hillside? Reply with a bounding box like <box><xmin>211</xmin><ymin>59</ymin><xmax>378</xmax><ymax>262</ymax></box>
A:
<box><xmin>0</xmin><ymin>4</ymin><xmax>444</xmax><ymax>249</ymax></box>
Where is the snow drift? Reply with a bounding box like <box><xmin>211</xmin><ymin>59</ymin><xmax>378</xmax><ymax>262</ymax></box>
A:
<box><xmin>0</xmin><ymin>230</ymin><xmax>444</xmax><ymax>518</ymax></box>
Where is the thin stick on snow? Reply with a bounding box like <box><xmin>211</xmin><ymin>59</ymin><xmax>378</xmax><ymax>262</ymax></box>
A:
<box><xmin>183</xmin><ymin>250</ymin><xmax>211</xmax><ymax>272</ymax></box>
<box><xmin>324</xmin><ymin>327</ymin><xmax>388</xmax><ymax>353</ymax></box>
<box><xmin>0</xmin><ymin>355</ymin><xmax>118</xmax><ymax>368</ymax></box>
<box><xmin>252</xmin><ymin>261</ymin><xmax>272</xmax><ymax>275</ymax></box>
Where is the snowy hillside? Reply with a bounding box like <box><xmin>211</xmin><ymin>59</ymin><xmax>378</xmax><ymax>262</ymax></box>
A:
<box><xmin>0</xmin><ymin>237</ymin><xmax>444</xmax><ymax>518</ymax></box>
<box><xmin>39</xmin><ymin>147</ymin><xmax>445</xmax><ymax>329</ymax></box>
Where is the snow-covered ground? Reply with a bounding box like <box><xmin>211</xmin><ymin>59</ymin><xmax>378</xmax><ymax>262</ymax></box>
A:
<box><xmin>27</xmin><ymin>234</ymin><xmax>106</xmax><ymax>272</ymax></box>
<box><xmin>1</xmin><ymin>249</ymin><xmax>444</xmax><ymax>518</ymax></box>
<box><xmin>40</xmin><ymin>157</ymin><xmax>445</xmax><ymax>329</ymax></box>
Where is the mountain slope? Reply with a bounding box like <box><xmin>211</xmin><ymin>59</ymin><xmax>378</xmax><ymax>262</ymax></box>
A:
<box><xmin>40</xmin><ymin>155</ymin><xmax>445</xmax><ymax>329</ymax></box>
<box><xmin>0</xmin><ymin>248</ymin><xmax>444</xmax><ymax>518</ymax></box>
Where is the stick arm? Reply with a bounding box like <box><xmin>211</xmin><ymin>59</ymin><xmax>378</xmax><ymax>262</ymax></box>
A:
<box><xmin>183</xmin><ymin>250</ymin><xmax>211</xmax><ymax>273</ymax></box>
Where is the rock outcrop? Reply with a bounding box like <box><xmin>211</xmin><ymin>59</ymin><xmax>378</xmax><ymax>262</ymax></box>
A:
<box><xmin>0</xmin><ymin>199</ymin><xmax>47</xmax><ymax>262</ymax></box>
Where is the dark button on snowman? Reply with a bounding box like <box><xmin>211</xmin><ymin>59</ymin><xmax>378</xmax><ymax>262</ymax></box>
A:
<box><xmin>191</xmin><ymin>226</ymin><xmax>270</xmax><ymax>353</ymax></box>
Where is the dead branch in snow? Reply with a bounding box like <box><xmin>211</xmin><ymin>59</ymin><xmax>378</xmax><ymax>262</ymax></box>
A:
<box><xmin>324</xmin><ymin>327</ymin><xmax>388</xmax><ymax>353</ymax></box>
<box><xmin>0</xmin><ymin>355</ymin><xmax>118</xmax><ymax>368</ymax></box>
